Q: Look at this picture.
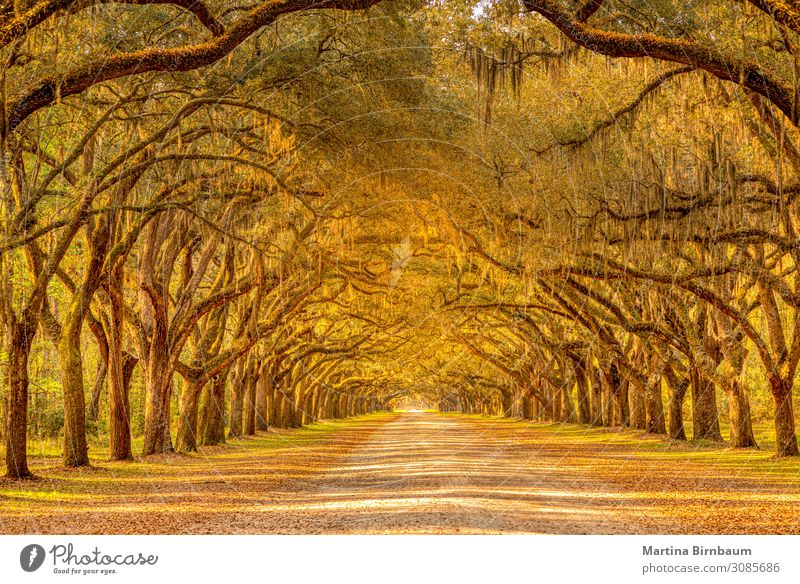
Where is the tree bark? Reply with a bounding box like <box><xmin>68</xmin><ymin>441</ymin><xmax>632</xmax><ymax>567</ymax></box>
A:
<box><xmin>575</xmin><ymin>364</ymin><xmax>590</xmax><ymax>423</ymax></box>
<box><xmin>645</xmin><ymin>378</ymin><xmax>667</xmax><ymax>434</ymax></box>
<box><xmin>292</xmin><ymin>387</ymin><xmax>305</xmax><ymax>427</ymax></box>
<box><xmin>60</xmin><ymin>218</ymin><xmax>109</xmax><ymax>467</ymax></box>
<box><xmin>726</xmin><ymin>379</ymin><xmax>757</xmax><ymax>448</ymax></box>
<box><xmin>590</xmin><ymin>367</ymin><xmax>603</xmax><ymax>426</ymax></box>
<box><xmin>616</xmin><ymin>378</ymin><xmax>630</xmax><ymax>427</ymax></box>
<box><xmin>228</xmin><ymin>362</ymin><xmax>245</xmax><ymax>438</ymax></box>
<box><xmin>110</xmin><ymin>353</ymin><xmax>137</xmax><ymax>461</ymax></box>
<box><xmin>664</xmin><ymin>367</ymin><xmax>688</xmax><ymax>441</ymax></box>
<box><xmin>628</xmin><ymin>377</ymin><xmax>646</xmax><ymax>429</ymax></box>
<box><xmin>560</xmin><ymin>383</ymin><xmax>576</xmax><ymax>422</ymax></box>
<box><xmin>199</xmin><ymin>371</ymin><xmax>228</xmax><ymax>446</ymax></box>
<box><xmin>255</xmin><ymin>363</ymin><xmax>271</xmax><ymax>431</ymax></box>
<box><xmin>691</xmin><ymin>367</ymin><xmax>723</xmax><ymax>441</ymax></box>
<box><xmin>140</xmin><ymin>288</ymin><xmax>173</xmax><ymax>454</ymax></box>
<box><xmin>107</xmin><ymin>257</ymin><xmax>135</xmax><ymax>461</ymax></box>
<box><xmin>243</xmin><ymin>360</ymin><xmax>260</xmax><ymax>435</ymax></box>
<box><xmin>59</xmin><ymin>310</ymin><xmax>90</xmax><ymax>467</ymax></box>
<box><xmin>89</xmin><ymin>362</ymin><xmax>106</xmax><ymax>422</ymax></box>
<box><xmin>175</xmin><ymin>378</ymin><xmax>206</xmax><ymax>452</ymax></box>
<box><xmin>770</xmin><ymin>376</ymin><xmax>799</xmax><ymax>456</ymax></box>
<box><xmin>4</xmin><ymin>320</ymin><xmax>35</xmax><ymax>478</ymax></box>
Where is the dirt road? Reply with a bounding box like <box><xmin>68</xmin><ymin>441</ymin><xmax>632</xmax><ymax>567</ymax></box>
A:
<box><xmin>2</xmin><ymin>411</ymin><xmax>800</xmax><ymax>533</ymax></box>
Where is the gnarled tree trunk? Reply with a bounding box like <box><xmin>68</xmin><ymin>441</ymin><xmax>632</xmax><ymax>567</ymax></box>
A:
<box><xmin>690</xmin><ymin>367</ymin><xmax>723</xmax><ymax>441</ymax></box>
<box><xmin>199</xmin><ymin>370</ymin><xmax>228</xmax><ymax>446</ymax></box>
<box><xmin>4</xmin><ymin>320</ymin><xmax>36</xmax><ymax>478</ymax></box>
<box><xmin>664</xmin><ymin>365</ymin><xmax>688</xmax><ymax>441</ymax></box>
<box><xmin>769</xmin><ymin>376</ymin><xmax>799</xmax><ymax>456</ymax></box>
<box><xmin>725</xmin><ymin>379</ymin><xmax>757</xmax><ymax>448</ymax></box>
<box><xmin>255</xmin><ymin>363</ymin><xmax>271</xmax><ymax>431</ymax></box>
<box><xmin>175</xmin><ymin>378</ymin><xmax>206</xmax><ymax>452</ymax></box>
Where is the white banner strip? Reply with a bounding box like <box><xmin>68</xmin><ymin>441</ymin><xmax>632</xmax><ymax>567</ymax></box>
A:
<box><xmin>0</xmin><ymin>535</ymin><xmax>800</xmax><ymax>584</ymax></box>
<box><xmin>1</xmin><ymin>535</ymin><xmax>798</xmax><ymax>583</ymax></box>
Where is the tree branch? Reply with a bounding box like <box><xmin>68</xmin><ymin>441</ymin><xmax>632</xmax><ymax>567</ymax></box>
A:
<box><xmin>522</xmin><ymin>0</ymin><xmax>800</xmax><ymax>125</ymax></box>
<box><xmin>7</xmin><ymin>0</ymin><xmax>381</xmax><ymax>131</ymax></box>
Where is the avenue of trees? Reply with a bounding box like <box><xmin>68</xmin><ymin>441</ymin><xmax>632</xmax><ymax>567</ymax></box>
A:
<box><xmin>2</xmin><ymin>0</ymin><xmax>800</xmax><ymax>479</ymax></box>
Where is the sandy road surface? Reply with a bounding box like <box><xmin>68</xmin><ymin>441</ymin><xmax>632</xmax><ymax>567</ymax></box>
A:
<box><xmin>2</xmin><ymin>412</ymin><xmax>800</xmax><ymax>533</ymax></box>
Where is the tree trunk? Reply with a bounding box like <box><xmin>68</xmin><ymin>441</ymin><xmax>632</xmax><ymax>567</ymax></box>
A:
<box><xmin>107</xmin><ymin>258</ymin><xmax>134</xmax><ymax>461</ymax></box>
<box><xmin>645</xmin><ymin>378</ymin><xmax>666</xmax><ymax>434</ymax></box>
<box><xmin>726</xmin><ymin>379</ymin><xmax>757</xmax><ymax>448</ymax></box>
<box><xmin>561</xmin><ymin>383</ymin><xmax>576</xmax><ymax>422</ymax></box>
<box><xmin>292</xmin><ymin>389</ymin><xmax>305</xmax><ymax>427</ymax></box>
<box><xmin>255</xmin><ymin>365</ymin><xmax>271</xmax><ymax>431</ymax></box>
<box><xmin>311</xmin><ymin>390</ymin><xmax>323</xmax><ymax>423</ymax></box>
<box><xmin>550</xmin><ymin>389</ymin><xmax>560</xmax><ymax>421</ymax></box>
<box><xmin>267</xmin><ymin>374</ymin><xmax>278</xmax><ymax>425</ymax></box>
<box><xmin>109</xmin><ymin>353</ymin><xmax>137</xmax><ymax>461</ymax></box>
<box><xmin>87</xmin><ymin>314</ymin><xmax>109</xmax><ymax>422</ymax></box>
<box><xmin>141</xmin><ymin>341</ymin><xmax>173</xmax><ymax>454</ymax></box>
<box><xmin>199</xmin><ymin>372</ymin><xmax>227</xmax><ymax>446</ymax></box>
<box><xmin>575</xmin><ymin>367</ymin><xmax>590</xmax><ymax>424</ymax></box>
<box><xmin>770</xmin><ymin>376</ymin><xmax>799</xmax><ymax>456</ymax></box>
<box><xmin>691</xmin><ymin>368</ymin><xmax>723</xmax><ymax>441</ymax></box>
<box><xmin>321</xmin><ymin>391</ymin><xmax>332</xmax><ymax>419</ymax></box>
<box><xmin>175</xmin><ymin>378</ymin><xmax>205</xmax><ymax>452</ymax></box>
<box><xmin>243</xmin><ymin>372</ymin><xmax>257</xmax><ymax>436</ymax></box>
<box><xmin>522</xmin><ymin>390</ymin><xmax>534</xmax><ymax>420</ymax></box>
<box><xmin>287</xmin><ymin>389</ymin><xmax>299</xmax><ymax>425</ymax></box>
<box><xmin>628</xmin><ymin>378</ymin><xmax>646</xmax><ymax>429</ymax></box>
<box><xmin>616</xmin><ymin>378</ymin><xmax>630</xmax><ymax>427</ymax></box>
<box><xmin>243</xmin><ymin>356</ymin><xmax>260</xmax><ymax>435</ymax></box>
<box><xmin>316</xmin><ymin>390</ymin><xmax>328</xmax><ymax>420</ymax></box>
<box><xmin>274</xmin><ymin>388</ymin><xmax>291</xmax><ymax>428</ymax></box>
<box><xmin>511</xmin><ymin>387</ymin><xmax>523</xmax><ymax>418</ymax></box>
<box><xmin>590</xmin><ymin>368</ymin><xmax>603</xmax><ymax>426</ymax></box>
<box><xmin>89</xmin><ymin>360</ymin><xmax>107</xmax><ymax>422</ymax></box>
<box><xmin>228</xmin><ymin>366</ymin><xmax>245</xmax><ymax>438</ymax></box>
<box><xmin>4</xmin><ymin>321</ymin><xmax>35</xmax><ymax>478</ymax></box>
<box><xmin>59</xmin><ymin>311</ymin><xmax>90</xmax><ymax>467</ymax></box>
<box><xmin>330</xmin><ymin>394</ymin><xmax>339</xmax><ymax>419</ymax></box>
<box><xmin>601</xmin><ymin>375</ymin><xmax>614</xmax><ymax>426</ymax></box>
<box><xmin>665</xmin><ymin>371</ymin><xmax>688</xmax><ymax>441</ymax></box>
<box><xmin>502</xmin><ymin>391</ymin><xmax>514</xmax><ymax>418</ymax></box>
<box><xmin>292</xmin><ymin>390</ymin><xmax>304</xmax><ymax>425</ymax></box>
<box><xmin>307</xmin><ymin>390</ymin><xmax>317</xmax><ymax>422</ymax></box>
<box><xmin>60</xmin><ymin>220</ymin><xmax>109</xmax><ymax>467</ymax></box>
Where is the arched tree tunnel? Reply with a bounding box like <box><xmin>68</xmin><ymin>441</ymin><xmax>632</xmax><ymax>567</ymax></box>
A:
<box><xmin>2</xmin><ymin>0</ymin><xmax>800</xmax><ymax>535</ymax></box>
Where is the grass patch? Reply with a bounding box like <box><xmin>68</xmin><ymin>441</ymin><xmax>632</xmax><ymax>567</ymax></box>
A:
<box><xmin>0</xmin><ymin>414</ymin><xmax>389</xmax><ymax>483</ymax></box>
<box><xmin>442</xmin><ymin>413</ymin><xmax>800</xmax><ymax>480</ymax></box>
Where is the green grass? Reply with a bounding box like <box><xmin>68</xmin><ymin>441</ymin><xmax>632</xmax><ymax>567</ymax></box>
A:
<box><xmin>440</xmin><ymin>411</ymin><xmax>782</xmax><ymax>448</ymax></box>
<box><xmin>0</xmin><ymin>414</ymin><xmax>396</xmax><ymax>512</ymax></box>
<box><xmin>0</xmin><ymin>413</ymin><xmax>393</xmax><ymax>478</ymax></box>
<box><xmin>440</xmin><ymin>412</ymin><xmax>800</xmax><ymax>480</ymax></box>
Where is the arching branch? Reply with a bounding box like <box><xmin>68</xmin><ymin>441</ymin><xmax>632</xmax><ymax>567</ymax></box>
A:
<box><xmin>522</xmin><ymin>0</ymin><xmax>800</xmax><ymax>124</ymax></box>
<box><xmin>7</xmin><ymin>0</ymin><xmax>382</xmax><ymax>131</ymax></box>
